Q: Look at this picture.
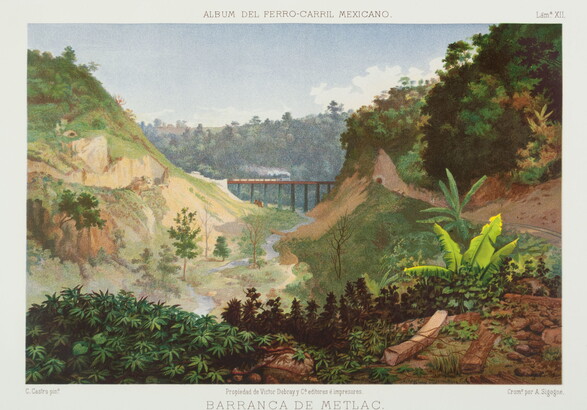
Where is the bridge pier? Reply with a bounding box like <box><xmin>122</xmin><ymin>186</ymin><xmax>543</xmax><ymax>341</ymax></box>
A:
<box><xmin>237</xmin><ymin>183</ymin><xmax>241</xmax><ymax>197</ymax></box>
<box><xmin>327</xmin><ymin>183</ymin><xmax>331</xmax><ymax>195</ymax></box>
<box><xmin>315</xmin><ymin>183</ymin><xmax>321</xmax><ymax>206</ymax></box>
<box><xmin>263</xmin><ymin>184</ymin><xmax>267</xmax><ymax>207</ymax></box>
<box><xmin>278</xmin><ymin>184</ymin><xmax>282</xmax><ymax>209</ymax></box>
<box><xmin>250</xmin><ymin>184</ymin><xmax>254</xmax><ymax>203</ymax></box>
<box><xmin>303</xmin><ymin>184</ymin><xmax>308</xmax><ymax>212</ymax></box>
<box><xmin>290</xmin><ymin>184</ymin><xmax>295</xmax><ymax>211</ymax></box>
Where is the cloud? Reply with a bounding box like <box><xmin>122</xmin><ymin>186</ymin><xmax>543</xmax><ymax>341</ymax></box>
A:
<box><xmin>310</xmin><ymin>57</ymin><xmax>443</xmax><ymax>110</ymax></box>
<box><xmin>191</xmin><ymin>106</ymin><xmax>291</xmax><ymax>127</ymax></box>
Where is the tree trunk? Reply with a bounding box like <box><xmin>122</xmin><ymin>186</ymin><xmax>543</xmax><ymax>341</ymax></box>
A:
<box><xmin>382</xmin><ymin>310</ymin><xmax>448</xmax><ymax>366</ymax></box>
<box><xmin>252</xmin><ymin>241</ymin><xmax>257</xmax><ymax>268</ymax></box>
<box><xmin>183</xmin><ymin>258</ymin><xmax>187</xmax><ymax>281</ymax></box>
<box><xmin>460</xmin><ymin>324</ymin><xmax>498</xmax><ymax>374</ymax></box>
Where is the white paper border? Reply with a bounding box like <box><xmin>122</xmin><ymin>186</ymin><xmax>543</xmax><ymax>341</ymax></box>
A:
<box><xmin>2</xmin><ymin>1</ymin><xmax>586</xmax><ymax>409</ymax></box>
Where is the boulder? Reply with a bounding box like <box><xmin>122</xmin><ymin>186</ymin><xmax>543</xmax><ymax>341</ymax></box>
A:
<box><xmin>506</xmin><ymin>352</ymin><xmax>524</xmax><ymax>362</ymax></box>
<box><xmin>246</xmin><ymin>373</ymin><xmax>262</xmax><ymax>383</ymax></box>
<box><xmin>260</xmin><ymin>350</ymin><xmax>314</xmax><ymax>383</ymax></box>
<box><xmin>530</xmin><ymin>322</ymin><xmax>546</xmax><ymax>333</ymax></box>
<box><xmin>542</xmin><ymin>327</ymin><xmax>562</xmax><ymax>346</ymax></box>
<box><xmin>514</xmin><ymin>344</ymin><xmax>535</xmax><ymax>356</ymax></box>
<box><xmin>515</xmin><ymin>331</ymin><xmax>533</xmax><ymax>340</ymax></box>
<box><xmin>510</xmin><ymin>318</ymin><xmax>530</xmax><ymax>331</ymax></box>
<box><xmin>515</xmin><ymin>367</ymin><xmax>544</xmax><ymax>377</ymax></box>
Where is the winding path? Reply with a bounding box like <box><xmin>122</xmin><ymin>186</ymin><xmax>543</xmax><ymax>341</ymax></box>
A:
<box><xmin>191</xmin><ymin>212</ymin><xmax>314</xmax><ymax>315</ymax></box>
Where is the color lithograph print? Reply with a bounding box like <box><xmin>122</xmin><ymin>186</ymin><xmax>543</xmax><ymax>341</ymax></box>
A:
<box><xmin>25</xmin><ymin>21</ymin><xmax>562</xmax><ymax>387</ymax></box>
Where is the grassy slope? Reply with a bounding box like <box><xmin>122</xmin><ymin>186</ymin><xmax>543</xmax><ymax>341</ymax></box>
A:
<box><xmin>285</xmin><ymin>182</ymin><xmax>440</xmax><ymax>302</ymax></box>
<box><xmin>26</xmin><ymin>49</ymin><xmax>253</xmax><ymax>309</ymax></box>
<box><xmin>27</xmin><ymin>50</ymin><xmax>240</xmax><ymax>216</ymax></box>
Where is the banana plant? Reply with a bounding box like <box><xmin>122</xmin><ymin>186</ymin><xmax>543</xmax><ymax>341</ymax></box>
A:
<box><xmin>405</xmin><ymin>214</ymin><xmax>518</xmax><ymax>285</ymax></box>
<box><xmin>418</xmin><ymin>168</ymin><xmax>487</xmax><ymax>244</ymax></box>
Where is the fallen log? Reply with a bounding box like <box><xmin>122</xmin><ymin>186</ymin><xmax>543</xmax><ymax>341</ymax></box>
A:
<box><xmin>382</xmin><ymin>310</ymin><xmax>448</xmax><ymax>366</ymax></box>
<box><xmin>395</xmin><ymin>312</ymin><xmax>479</xmax><ymax>334</ymax></box>
<box><xmin>460</xmin><ymin>325</ymin><xmax>498</xmax><ymax>374</ymax></box>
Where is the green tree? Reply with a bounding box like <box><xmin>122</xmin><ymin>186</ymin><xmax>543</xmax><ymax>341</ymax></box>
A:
<box><xmin>213</xmin><ymin>236</ymin><xmax>230</xmax><ymax>261</ymax></box>
<box><xmin>422</xmin><ymin>24</ymin><xmax>562</xmax><ymax>187</ymax></box>
<box><xmin>157</xmin><ymin>244</ymin><xmax>180</xmax><ymax>281</ymax></box>
<box><xmin>132</xmin><ymin>248</ymin><xmax>154</xmax><ymax>276</ymax></box>
<box><xmin>168</xmin><ymin>208</ymin><xmax>201</xmax><ymax>281</ymax></box>
<box><xmin>61</xmin><ymin>46</ymin><xmax>77</xmax><ymax>63</ymax></box>
<box><xmin>57</xmin><ymin>190</ymin><xmax>106</xmax><ymax>261</ymax></box>
<box><xmin>241</xmin><ymin>213</ymin><xmax>268</xmax><ymax>269</ymax></box>
<box><xmin>58</xmin><ymin>189</ymin><xmax>106</xmax><ymax>230</ymax></box>
<box><xmin>327</xmin><ymin>212</ymin><xmax>354</xmax><ymax>279</ymax></box>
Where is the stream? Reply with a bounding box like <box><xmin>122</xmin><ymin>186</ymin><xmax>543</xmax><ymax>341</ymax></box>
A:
<box><xmin>189</xmin><ymin>212</ymin><xmax>314</xmax><ymax>315</ymax></box>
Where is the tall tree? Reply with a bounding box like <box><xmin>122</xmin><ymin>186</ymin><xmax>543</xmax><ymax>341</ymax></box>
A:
<box><xmin>422</xmin><ymin>24</ymin><xmax>562</xmax><ymax>188</ymax></box>
<box><xmin>168</xmin><ymin>208</ymin><xmax>201</xmax><ymax>281</ymax></box>
<box><xmin>327</xmin><ymin>212</ymin><xmax>354</xmax><ymax>279</ymax></box>
<box><xmin>199</xmin><ymin>206</ymin><xmax>216</xmax><ymax>258</ymax></box>
<box><xmin>242</xmin><ymin>212</ymin><xmax>268</xmax><ymax>269</ymax></box>
<box><xmin>157</xmin><ymin>244</ymin><xmax>180</xmax><ymax>282</ymax></box>
<box><xmin>57</xmin><ymin>190</ymin><xmax>106</xmax><ymax>262</ymax></box>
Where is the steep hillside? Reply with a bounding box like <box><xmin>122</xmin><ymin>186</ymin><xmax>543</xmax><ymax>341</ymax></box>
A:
<box><xmin>26</xmin><ymin>48</ymin><xmax>252</xmax><ymax>306</ymax></box>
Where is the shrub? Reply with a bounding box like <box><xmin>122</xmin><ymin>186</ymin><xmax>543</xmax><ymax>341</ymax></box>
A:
<box><xmin>406</xmin><ymin>214</ymin><xmax>517</xmax><ymax>312</ymax></box>
<box><xmin>26</xmin><ymin>287</ymin><xmax>262</xmax><ymax>384</ymax></box>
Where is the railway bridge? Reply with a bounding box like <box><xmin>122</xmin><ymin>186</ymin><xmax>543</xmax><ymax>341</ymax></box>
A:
<box><xmin>227</xmin><ymin>179</ymin><xmax>335</xmax><ymax>212</ymax></box>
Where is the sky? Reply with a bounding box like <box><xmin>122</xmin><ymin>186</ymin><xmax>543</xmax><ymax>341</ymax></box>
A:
<box><xmin>28</xmin><ymin>24</ymin><xmax>490</xmax><ymax>127</ymax></box>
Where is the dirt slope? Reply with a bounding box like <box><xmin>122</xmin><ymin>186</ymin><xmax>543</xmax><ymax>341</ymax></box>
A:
<box><xmin>374</xmin><ymin>149</ymin><xmax>561</xmax><ymax>235</ymax></box>
<box><xmin>283</xmin><ymin>172</ymin><xmax>370</xmax><ymax>240</ymax></box>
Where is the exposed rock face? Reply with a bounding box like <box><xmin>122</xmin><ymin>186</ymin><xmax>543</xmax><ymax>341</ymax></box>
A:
<box><xmin>83</xmin><ymin>155</ymin><xmax>168</xmax><ymax>188</ymax></box>
<box><xmin>30</xmin><ymin>136</ymin><xmax>169</xmax><ymax>190</ymax></box>
<box><xmin>373</xmin><ymin>149</ymin><xmax>445</xmax><ymax>206</ymax></box>
<box><xmin>70</xmin><ymin>135</ymin><xmax>109</xmax><ymax>173</ymax></box>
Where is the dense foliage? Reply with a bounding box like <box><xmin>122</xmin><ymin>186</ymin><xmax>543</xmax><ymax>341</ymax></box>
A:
<box><xmin>336</xmin><ymin>24</ymin><xmax>561</xmax><ymax>190</ymax></box>
<box><xmin>286</xmin><ymin>184</ymin><xmax>439</xmax><ymax>300</ymax></box>
<box><xmin>141</xmin><ymin>102</ymin><xmax>347</xmax><ymax>181</ymax></box>
<box><xmin>406</xmin><ymin>215</ymin><xmax>518</xmax><ymax>312</ymax></box>
<box><xmin>26</xmin><ymin>287</ymin><xmax>263</xmax><ymax>384</ymax></box>
<box><xmin>340</xmin><ymin>79</ymin><xmax>431</xmax><ymax>185</ymax></box>
<box><xmin>57</xmin><ymin>189</ymin><xmax>106</xmax><ymax>230</ymax></box>
<box><xmin>422</xmin><ymin>24</ymin><xmax>562</xmax><ymax>188</ymax></box>
<box><xmin>27</xmin><ymin>47</ymin><xmax>115</xmax><ymax>139</ymax></box>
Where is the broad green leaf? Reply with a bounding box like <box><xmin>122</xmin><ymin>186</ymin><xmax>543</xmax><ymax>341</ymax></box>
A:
<box><xmin>439</xmin><ymin>181</ymin><xmax>457</xmax><ymax>211</ymax></box>
<box><xmin>433</xmin><ymin>224</ymin><xmax>462</xmax><ymax>272</ymax></box>
<box><xmin>92</xmin><ymin>333</ymin><xmax>107</xmax><ymax>345</ymax></box>
<box><xmin>417</xmin><ymin>216</ymin><xmax>453</xmax><ymax>224</ymax></box>
<box><xmin>72</xmin><ymin>341</ymin><xmax>89</xmax><ymax>356</ymax></box>
<box><xmin>445</xmin><ymin>169</ymin><xmax>461</xmax><ymax>212</ymax></box>
<box><xmin>461</xmin><ymin>175</ymin><xmax>487</xmax><ymax>210</ymax></box>
<box><xmin>404</xmin><ymin>266</ymin><xmax>453</xmax><ymax>281</ymax></box>
<box><xmin>481</xmin><ymin>238</ymin><xmax>518</xmax><ymax>281</ymax></box>
<box><xmin>362</xmin><ymin>273</ymin><xmax>380</xmax><ymax>296</ymax></box>
<box><xmin>463</xmin><ymin>214</ymin><xmax>502</xmax><ymax>269</ymax></box>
